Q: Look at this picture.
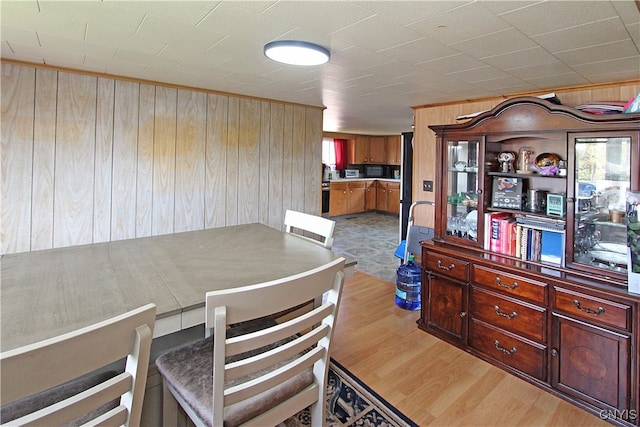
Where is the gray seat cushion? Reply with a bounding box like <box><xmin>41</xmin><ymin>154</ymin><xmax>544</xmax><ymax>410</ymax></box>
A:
<box><xmin>156</xmin><ymin>317</ymin><xmax>314</xmax><ymax>427</ymax></box>
<box><xmin>0</xmin><ymin>370</ymin><xmax>120</xmax><ymax>426</ymax></box>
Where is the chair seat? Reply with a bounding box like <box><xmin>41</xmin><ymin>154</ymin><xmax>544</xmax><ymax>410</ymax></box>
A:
<box><xmin>1</xmin><ymin>370</ymin><xmax>120</xmax><ymax>426</ymax></box>
<box><xmin>155</xmin><ymin>318</ymin><xmax>314</xmax><ymax>427</ymax></box>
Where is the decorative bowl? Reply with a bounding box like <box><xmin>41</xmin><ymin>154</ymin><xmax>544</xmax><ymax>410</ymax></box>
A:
<box><xmin>532</xmin><ymin>164</ymin><xmax>559</xmax><ymax>176</ymax></box>
<box><xmin>535</xmin><ymin>153</ymin><xmax>560</xmax><ymax>167</ymax></box>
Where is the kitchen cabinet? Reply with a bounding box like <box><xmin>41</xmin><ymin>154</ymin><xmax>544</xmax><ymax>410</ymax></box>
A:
<box><xmin>376</xmin><ymin>181</ymin><xmax>400</xmax><ymax>214</ymax></box>
<box><xmin>329</xmin><ymin>181</ymin><xmax>365</xmax><ymax>216</ymax></box>
<box><xmin>329</xmin><ymin>182</ymin><xmax>348</xmax><ymax>216</ymax></box>
<box><xmin>421</xmin><ymin>97</ymin><xmax>640</xmax><ymax>426</ymax></box>
<box><xmin>386</xmin><ymin>135</ymin><xmax>401</xmax><ymax>165</ymax></box>
<box><xmin>387</xmin><ymin>182</ymin><xmax>400</xmax><ymax>214</ymax></box>
<box><xmin>352</xmin><ymin>135</ymin><xmax>370</xmax><ymax>164</ymax></box>
<box><xmin>347</xmin><ymin>181</ymin><xmax>365</xmax><ymax>214</ymax></box>
<box><xmin>376</xmin><ymin>181</ymin><xmax>389</xmax><ymax>212</ymax></box>
<box><xmin>350</xmin><ymin>135</ymin><xmax>386</xmax><ymax>164</ymax></box>
<box><xmin>369</xmin><ymin>136</ymin><xmax>386</xmax><ymax>163</ymax></box>
<box><xmin>365</xmin><ymin>181</ymin><xmax>377</xmax><ymax>211</ymax></box>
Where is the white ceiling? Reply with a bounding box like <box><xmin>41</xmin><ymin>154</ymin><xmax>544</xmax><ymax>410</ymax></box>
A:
<box><xmin>2</xmin><ymin>1</ymin><xmax>639</xmax><ymax>135</ymax></box>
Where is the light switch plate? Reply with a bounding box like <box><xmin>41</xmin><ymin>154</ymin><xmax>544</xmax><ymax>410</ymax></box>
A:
<box><xmin>423</xmin><ymin>180</ymin><xmax>433</xmax><ymax>192</ymax></box>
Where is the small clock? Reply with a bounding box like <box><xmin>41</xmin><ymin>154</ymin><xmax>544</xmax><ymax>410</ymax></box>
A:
<box><xmin>547</xmin><ymin>193</ymin><xmax>565</xmax><ymax>217</ymax></box>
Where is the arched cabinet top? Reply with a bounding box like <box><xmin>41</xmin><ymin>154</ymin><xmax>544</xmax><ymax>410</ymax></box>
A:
<box><xmin>429</xmin><ymin>96</ymin><xmax>640</xmax><ymax>135</ymax></box>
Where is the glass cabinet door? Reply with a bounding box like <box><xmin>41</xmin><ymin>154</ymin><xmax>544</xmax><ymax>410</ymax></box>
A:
<box><xmin>573</xmin><ymin>136</ymin><xmax>630</xmax><ymax>273</ymax></box>
<box><xmin>445</xmin><ymin>139</ymin><xmax>480</xmax><ymax>243</ymax></box>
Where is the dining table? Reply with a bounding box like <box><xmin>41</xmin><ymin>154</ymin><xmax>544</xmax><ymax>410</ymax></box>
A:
<box><xmin>1</xmin><ymin>223</ymin><xmax>353</xmax><ymax>352</ymax></box>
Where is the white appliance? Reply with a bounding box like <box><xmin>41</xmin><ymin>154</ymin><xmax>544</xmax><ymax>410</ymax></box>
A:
<box><xmin>344</xmin><ymin>169</ymin><xmax>360</xmax><ymax>178</ymax></box>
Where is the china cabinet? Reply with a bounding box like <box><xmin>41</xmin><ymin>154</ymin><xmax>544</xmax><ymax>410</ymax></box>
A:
<box><xmin>420</xmin><ymin>97</ymin><xmax>640</xmax><ymax>426</ymax></box>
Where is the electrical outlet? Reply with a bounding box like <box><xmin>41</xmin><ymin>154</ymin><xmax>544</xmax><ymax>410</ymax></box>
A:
<box><xmin>423</xmin><ymin>180</ymin><xmax>433</xmax><ymax>192</ymax></box>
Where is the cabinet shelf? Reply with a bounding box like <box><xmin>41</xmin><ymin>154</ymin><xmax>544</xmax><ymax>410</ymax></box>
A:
<box><xmin>487</xmin><ymin>171</ymin><xmax>565</xmax><ymax>179</ymax></box>
<box><xmin>487</xmin><ymin>207</ymin><xmax>566</xmax><ymax>222</ymax></box>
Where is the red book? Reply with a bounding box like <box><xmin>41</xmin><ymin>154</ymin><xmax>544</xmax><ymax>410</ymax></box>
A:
<box><xmin>509</xmin><ymin>221</ymin><xmax>518</xmax><ymax>256</ymax></box>
<box><xmin>499</xmin><ymin>217</ymin><xmax>515</xmax><ymax>255</ymax></box>
<box><xmin>489</xmin><ymin>213</ymin><xmax>511</xmax><ymax>253</ymax></box>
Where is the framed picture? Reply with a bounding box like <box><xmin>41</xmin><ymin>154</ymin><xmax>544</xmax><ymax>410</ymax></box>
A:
<box><xmin>492</xmin><ymin>177</ymin><xmax>523</xmax><ymax>209</ymax></box>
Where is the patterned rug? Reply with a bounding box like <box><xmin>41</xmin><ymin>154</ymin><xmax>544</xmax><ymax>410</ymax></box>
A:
<box><xmin>283</xmin><ymin>358</ymin><xmax>418</xmax><ymax>427</ymax></box>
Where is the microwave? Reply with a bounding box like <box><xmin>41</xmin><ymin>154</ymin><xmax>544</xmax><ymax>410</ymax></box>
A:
<box><xmin>364</xmin><ymin>165</ymin><xmax>385</xmax><ymax>178</ymax></box>
<box><xmin>344</xmin><ymin>169</ymin><xmax>360</xmax><ymax>178</ymax></box>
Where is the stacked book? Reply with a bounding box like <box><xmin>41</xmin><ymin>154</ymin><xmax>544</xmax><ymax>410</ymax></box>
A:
<box><xmin>576</xmin><ymin>101</ymin><xmax>627</xmax><ymax>115</ymax></box>
<box><xmin>484</xmin><ymin>212</ymin><xmax>566</xmax><ymax>266</ymax></box>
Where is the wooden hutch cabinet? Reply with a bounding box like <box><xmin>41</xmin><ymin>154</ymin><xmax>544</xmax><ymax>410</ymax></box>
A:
<box><xmin>420</xmin><ymin>97</ymin><xmax>640</xmax><ymax>426</ymax></box>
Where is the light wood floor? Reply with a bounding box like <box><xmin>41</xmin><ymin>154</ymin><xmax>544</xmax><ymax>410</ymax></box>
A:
<box><xmin>331</xmin><ymin>271</ymin><xmax>611</xmax><ymax>427</ymax></box>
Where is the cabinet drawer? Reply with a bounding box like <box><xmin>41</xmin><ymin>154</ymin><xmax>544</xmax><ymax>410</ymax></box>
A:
<box><xmin>425</xmin><ymin>252</ymin><xmax>468</xmax><ymax>282</ymax></box>
<box><xmin>473</xmin><ymin>265</ymin><xmax>547</xmax><ymax>304</ymax></box>
<box><xmin>553</xmin><ymin>288</ymin><xmax>631</xmax><ymax>331</ymax></box>
<box><xmin>471</xmin><ymin>287</ymin><xmax>546</xmax><ymax>342</ymax></box>
<box><xmin>469</xmin><ymin>319</ymin><xmax>546</xmax><ymax>382</ymax></box>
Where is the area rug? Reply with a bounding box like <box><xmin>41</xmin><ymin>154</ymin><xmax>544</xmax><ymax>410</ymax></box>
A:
<box><xmin>283</xmin><ymin>358</ymin><xmax>418</xmax><ymax>427</ymax></box>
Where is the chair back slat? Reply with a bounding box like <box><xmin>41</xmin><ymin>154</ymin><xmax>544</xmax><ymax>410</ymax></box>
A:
<box><xmin>226</xmin><ymin>324</ymin><xmax>330</xmax><ymax>381</ymax></box>
<box><xmin>224</xmin><ymin>346</ymin><xmax>325</xmax><ymax>406</ymax></box>
<box><xmin>10</xmin><ymin>373</ymin><xmax>130</xmax><ymax>426</ymax></box>
<box><xmin>205</xmin><ymin>258</ymin><xmax>343</xmax><ymax>328</ymax></box>
<box><xmin>284</xmin><ymin>209</ymin><xmax>335</xmax><ymax>249</ymax></box>
<box><xmin>83</xmin><ymin>406</ymin><xmax>129</xmax><ymax>427</ymax></box>
<box><xmin>225</xmin><ymin>303</ymin><xmax>332</xmax><ymax>356</ymax></box>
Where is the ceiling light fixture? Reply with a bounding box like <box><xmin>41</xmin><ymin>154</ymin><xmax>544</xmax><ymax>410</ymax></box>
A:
<box><xmin>264</xmin><ymin>40</ymin><xmax>330</xmax><ymax>66</ymax></box>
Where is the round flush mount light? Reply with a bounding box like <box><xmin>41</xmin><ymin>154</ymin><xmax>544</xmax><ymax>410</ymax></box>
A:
<box><xmin>264</xmin><ymin>40</ymin><xmax>330</xmax><ymax>66</ymax></box>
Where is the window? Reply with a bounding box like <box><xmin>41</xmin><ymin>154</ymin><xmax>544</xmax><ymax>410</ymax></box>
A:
<box><xmin>322</xmin><ymin>138</ymin><xmax>336</xmax><ymax>168</ymax></box>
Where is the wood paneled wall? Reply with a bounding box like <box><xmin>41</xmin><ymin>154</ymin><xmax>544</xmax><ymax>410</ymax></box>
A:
<box><xmin>1</xmin><ymin>63</ymin><xmax>323</xmax><ymax>255</ymax></box>
<box><xmin>412</xmin><ymin>81</ymin><xmax>640</xmax><ymax>228</ymax></box>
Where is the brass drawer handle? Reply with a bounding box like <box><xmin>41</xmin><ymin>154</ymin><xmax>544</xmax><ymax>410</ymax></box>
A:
<box><xmin>494</xmin><ymin>340</ymin><xmax>517</xmax><ymax>355</ymax></box>
<box><xmin>495</xmin><ymin>277</ymin><xmax>518</xmax><ymax>290</ymax></box>
<box><xmin>494</xmin><ymin>305</ymin><xmax>517</xmax><ymax>319</ymax></box>
<box><xmin>437</xmin><ymin>260</ymin><xmax>455</xmax><ymax>271</ymax></box>
<box><xmin>573</xmin><ymin>299</ymin><xmax>605</xmax><ymax>316</ymax></box>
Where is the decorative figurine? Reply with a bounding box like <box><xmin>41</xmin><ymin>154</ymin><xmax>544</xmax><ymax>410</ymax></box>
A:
<box><xmin>497</xmin><ymin>151</ymin><xmax>516</xmax><ymax>173</ymax></box>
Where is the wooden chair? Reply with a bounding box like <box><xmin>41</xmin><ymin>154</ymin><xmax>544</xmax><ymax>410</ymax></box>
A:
<box><xmin>0</xmin><ymin>304</ymin><xmax>156</xmax><ymax>426</ymax></box>
<box><xmin>284</xmin><ymin>209</ymin><xmax>336</xmax><ymax>249</ymax></box>
<box><xmin>156</xmin><ymin>257</ymin><xmax>345</xmax><ymax>427</ymax></box>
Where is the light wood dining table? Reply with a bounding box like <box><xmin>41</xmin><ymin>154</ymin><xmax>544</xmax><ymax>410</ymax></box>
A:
<box><xmin>1</xmin><ymin>223</ymin><xmax>352</xmax><ymax>352</ymax></box>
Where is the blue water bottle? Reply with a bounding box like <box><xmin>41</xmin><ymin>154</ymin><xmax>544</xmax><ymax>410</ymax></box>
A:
<box><xmin>395</xmin><ymin>254</ymin><xmax>422</xmax><ymax>310</ymax></box>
